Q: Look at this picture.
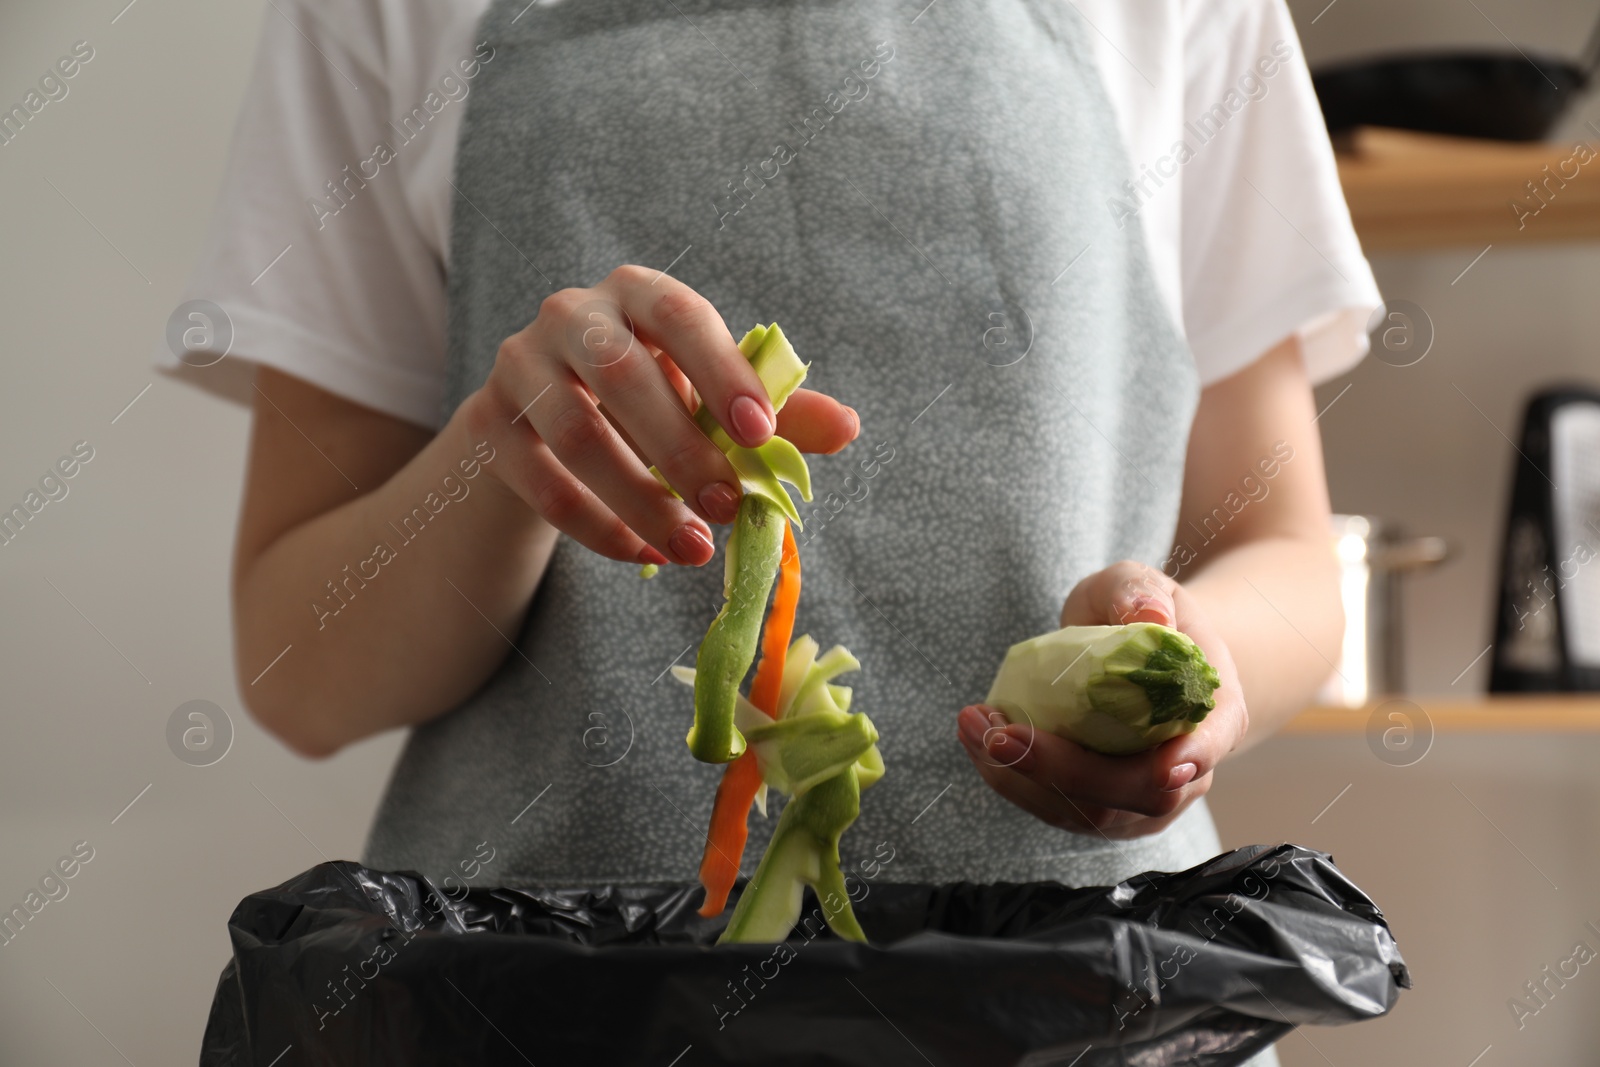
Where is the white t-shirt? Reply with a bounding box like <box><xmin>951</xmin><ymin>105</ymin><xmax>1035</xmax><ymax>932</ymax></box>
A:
<box><xmin>156</xmin><ymin>0</ymin><xmax>1380</xmax><ymax>429</ymax></box>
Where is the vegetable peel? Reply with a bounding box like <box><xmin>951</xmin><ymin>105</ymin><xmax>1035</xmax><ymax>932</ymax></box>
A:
<box><xmin>685</xmin><ymin>494</ymin><xmax>784</xmax><ymax>763</ymax></box>
<box><xmin>670</xmin><ymin>630</ymin><xmax>882</xmax><ymax>941</ymax></box>
<box><xmin>680</xmin><ymin>324</ymin><xmax>816</xmax><ymax>762</ymax></box>
<box><xmin>660</xmin><ymin>322</ymin><xmax>881</xmax><ymax>943</ymax></box>
<box><xmin>717</xmin><ymin>768</ymin><xmax>868</xmax><ymax>945</ymax></box>
<box><xmin>638</xmin><ymin>324</ymin><xmax>811</xmax><ymax>575</ymax></box>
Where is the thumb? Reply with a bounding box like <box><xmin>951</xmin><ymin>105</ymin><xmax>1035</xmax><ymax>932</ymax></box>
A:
<box><xmin>1060</xmin><ymin>561</ymin><xmax>1177</xmax><ymax>628</ymax></box>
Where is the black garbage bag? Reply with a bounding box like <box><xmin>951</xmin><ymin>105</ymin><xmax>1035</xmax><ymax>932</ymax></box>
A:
<box><xmin>200</xmin><ymin>843</ymin><xmax>1407</xmax><ymax>1067</ymax></box>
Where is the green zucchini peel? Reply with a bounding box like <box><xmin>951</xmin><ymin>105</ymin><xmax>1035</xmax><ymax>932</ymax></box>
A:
<box><xmin>669</xmin><ymin>632</ymin><xmax>885</xmax><ymax>942</ymax></box>
<box><xmin>639</xmin><ymin>323</ymin><xmax>813</xmax><ymax>576</ymax></box>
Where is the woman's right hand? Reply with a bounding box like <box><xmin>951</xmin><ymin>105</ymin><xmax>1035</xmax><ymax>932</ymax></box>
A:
<box><xmin>463</xmin><ymin>266</ymin><xmax>859</xmax><ymax>568</ymax></box>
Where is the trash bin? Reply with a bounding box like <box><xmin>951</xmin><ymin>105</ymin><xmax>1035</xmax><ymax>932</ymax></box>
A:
<box><xmin>200</xmin><ymin>842</ymin><xmax>1408</xmax><ymax>1066</ymax></box>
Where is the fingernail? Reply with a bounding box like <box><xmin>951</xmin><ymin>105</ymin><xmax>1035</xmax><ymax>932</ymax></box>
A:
<box><xmin>669</xmin><ymin>523</ymin><xmax>714</xmax><ymax>566</ymax></box>
<box><xmin>729</xmin><ymin>395</ymin><xmax>773</xmax><ymax>443</ymax></box>
<box><xmin>638</xmin><ymin>545</ymin><xmax>669</xmax><ymax>566</ymax></box>
<box><xmin>1165</xmin><ymin>762</ymin><xmax>1198</xmax><ymax>792</ymax></box>
<box><xmin>1128</xmin><ymin>595</ymin><xmax>1173</xmax><ymax>626</ymax></box>
<box><xmin>1001</xmin><ymin>728</ymin><xmax>1035</xmax><ymax>771</ymax></box>
<box><xmin>846</xmin><ymin>406</ymin><xmax>861</xmax><ymax>435</ymax></box>
<box><xmin>697</xmin><ymin>481</ymin><xmax>740</xmax><ymax>524</ymax></box>
<box><xmin>958</xmin><ymin>707</ymin><xmax>986</xmax><ymax>748</ymax></box>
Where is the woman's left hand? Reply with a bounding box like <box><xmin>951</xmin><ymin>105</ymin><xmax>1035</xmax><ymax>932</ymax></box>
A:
<box><xmin>956</xmin><ymin>561</ymin><xmax>1249</xmax><ymax>840</ymax></box>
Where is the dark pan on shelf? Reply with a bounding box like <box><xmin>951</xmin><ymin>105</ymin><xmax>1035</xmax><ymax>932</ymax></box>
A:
<box><xmin>1313</xmin><ymin>8</ymin><xmax>1600</xmax><ymax>144</ymax></box>
<box><xmin>1314</xmin><ymin>51</ymin><xmax>1589</xmax><ymax>142</ymax></box>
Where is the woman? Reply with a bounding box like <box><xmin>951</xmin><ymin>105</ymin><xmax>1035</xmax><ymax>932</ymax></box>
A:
<box><xmin>163</xmin><ymin>0</ymin><xmax>1377</xmax><ymax>1059</ymax></box>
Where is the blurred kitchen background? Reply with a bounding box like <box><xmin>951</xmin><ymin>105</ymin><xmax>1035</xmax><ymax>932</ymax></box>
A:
<box><xmin>2</xmin><ymin>0</ymin><xmax>1599</xmax><ymax>1063</ymax></box>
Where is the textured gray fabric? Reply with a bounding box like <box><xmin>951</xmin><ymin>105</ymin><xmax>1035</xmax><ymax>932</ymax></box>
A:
<box><xmin>367</xmin><ymin>0</ymin><xmax>1225</xmax><ymax>900</ymax></box>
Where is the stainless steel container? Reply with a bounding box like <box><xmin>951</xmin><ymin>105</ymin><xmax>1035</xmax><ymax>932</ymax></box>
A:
<box><xmin>1314</xmin><ymin>515</ymin><xmax>1448</xmax><ymax>707</ymax></box>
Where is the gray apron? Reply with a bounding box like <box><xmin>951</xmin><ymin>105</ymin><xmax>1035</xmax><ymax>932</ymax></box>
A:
<box><xmin>368</xmin><ymin>0</ymin><xmax>1226</xmax><ymax>895</ymax></box>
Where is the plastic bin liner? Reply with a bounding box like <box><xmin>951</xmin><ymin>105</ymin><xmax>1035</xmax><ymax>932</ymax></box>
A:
<box><xmin>200</xmin><ymin>842</ymin><xmax>1408</xmax><ymax>1066</ymax></box>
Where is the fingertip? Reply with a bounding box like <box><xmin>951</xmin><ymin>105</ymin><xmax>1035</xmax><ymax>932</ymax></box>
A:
<box><xmin>1123</xmin><ymin>594</ymin><xmax>1175</xmax><ymax>627</ymax></box>
<box><xmin>820</xmin><ymin>404</ymin><xmax>860</xmax><ymax>454</ymax></box>
<box><xmin>991</xmin><ymin>726</ymin><xmax>1036</xmax><ymax>772</ymax></box>
<box><xmin>765</xmin><ymin>391</ymin><xmax>853</xmax><ymax>453</ymax></box>
<box><xmin>957</xmin><ymin>705</ymin><xmax>987</xmax><ymax>747</ymax></box>
<box><xmin>1162</xmin><ymin>762</ymin><xmax>1198</xmax><ymax>792</ymax></box>
<box><xmin>728</xmin><ymin>394</ymin><xmax>774</xmax><ymax>447</ymax></box>
<box><xmin>1001</xmin><ymin>722</ymin><xmax>1033</xmax><ymax>744</ymax></box>
<box><xmin>668</xmin><ymin>523</ymin><xmax>715</xmax><ymax>566</ymax></box>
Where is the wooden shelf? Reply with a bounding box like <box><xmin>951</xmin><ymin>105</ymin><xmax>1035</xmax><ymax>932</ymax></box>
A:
<box><xmin>1335</xmin><ymin>127</ymin><xmax>1600</xmax><ymax>251</ymax></box>
<box><xmin>1281</xmin><ymin>694</ymin><xmax>1600</xmax><ymax>735</ymax></box>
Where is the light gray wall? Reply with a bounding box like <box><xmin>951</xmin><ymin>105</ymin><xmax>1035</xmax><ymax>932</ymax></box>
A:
<box><xmin>1</xmin><ymin>0</ymin><xmax>1596</xmax><ymax>1063</ymax></box>
<box><xmin>0</xmin><ymin>2</ymin><xmax>403</xmax><ymax>1062</ymax></box>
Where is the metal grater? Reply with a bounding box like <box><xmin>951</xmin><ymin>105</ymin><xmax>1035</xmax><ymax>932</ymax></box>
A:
<box><xmin>1490</xmin><ymin>386</ymin><xmax>1600</xmax><ymax>691</ymax></box>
